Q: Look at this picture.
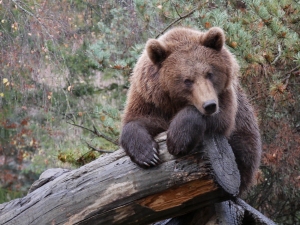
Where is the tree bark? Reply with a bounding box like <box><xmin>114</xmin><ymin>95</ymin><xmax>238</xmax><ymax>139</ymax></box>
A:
<box><xmin>0</xmin><ymin>133</ymin><xmax>229</xmax><ymax>225</ymax></box>
<box><xmin>0</xmin><ymin>133</ymin><xmax>275</xmax><ymax>225</ymax></box>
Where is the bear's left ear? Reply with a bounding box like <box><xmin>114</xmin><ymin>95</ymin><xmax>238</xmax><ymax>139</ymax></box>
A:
<box><xmin>201</xmin><ymin>27</ymin><xmax>225</xmax><ymax>51</ymax></box>
<box><xmin>146</xmin><ymin>39</ymin><xmax>169</xmax><ymax>65</ymax></box>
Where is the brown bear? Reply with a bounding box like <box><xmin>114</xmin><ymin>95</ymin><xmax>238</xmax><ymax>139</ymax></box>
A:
<box><xmin>120</xmin><ymin>26</ymin><xmax>261</xmax><ymax>193</ymax></box>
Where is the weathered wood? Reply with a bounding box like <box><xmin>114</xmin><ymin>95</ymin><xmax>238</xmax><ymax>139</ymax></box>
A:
<box><xmin>154</xmin><ymin>199</ymin><xmax>277</xmax><ymax>225</ymax></box>
<box><xmin>0</xmin><ymin>133</ymin><xmax>276</xmax><ymax>225</ymax></box>
<box><xmin>233</xmin><ymin>198</ymin><xmax>276</xmax><ymax>225</ymax></box>
<box><xmin>204</xmin><ymin>134</ymin><xmax>240</xmax><ymax>196</ymax></box>
<box><xmin>0</xmin><ymin>133</ymin><xmax>229</xmax><ymax>225</ymax></box>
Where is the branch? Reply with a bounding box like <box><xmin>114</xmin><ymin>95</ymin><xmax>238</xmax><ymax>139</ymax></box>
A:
<box><xmin>92</xmin><ymin>125</ymin><xmax>119</xmax><ymax>145</ymax></box>
<box><xmin>283</xmin><ymin>65</ymin><xmax>300</xmax><ymax>87</ymax></box>
<box><xmin>171</xmin><ymin>0</ymin><xmax>182</xmax><ymax>18</ymax></box>
<box><xmin>84</xmin><ymin>140</ymin><xmax>114</xmax><ymax>153</ymax></box>
<box><xmin>66</xmin><ymin>120</ymin><xmax>118</xmax><ymax>145</ymax></box>
<box><xmin>271</xmin><ymin>44</ymin><xmax>282</xmax><ymax>65</ymax></box>
<box><xmin>12</xmin><ymin>0</ymin><xmax>53</xmax><ymax>39</ymax></box>
<box><xmin>155</xmin><ymin>2</ymin><xmax>207</xmax><ymax>38</ymax></box>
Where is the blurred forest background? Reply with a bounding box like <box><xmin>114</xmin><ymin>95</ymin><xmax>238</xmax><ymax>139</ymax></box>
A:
<box><xmin>0</xmin><ymin>0</ymin><xmax>299</xmax><ymax>224</ymax></box>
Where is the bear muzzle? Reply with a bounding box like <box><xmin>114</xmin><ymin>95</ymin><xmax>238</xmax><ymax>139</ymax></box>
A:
<box><xmin>203</xmin><ymin>100</ymin><xmax>217</xmax><ymax>115</ymax></box>
<box><xmin>191</xmin><ymin>80</ymin><xmax>219</xmax><ymax>116</ymax></box>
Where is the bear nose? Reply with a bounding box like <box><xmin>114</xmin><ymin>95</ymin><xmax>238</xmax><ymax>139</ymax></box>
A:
<box><xmin>203</xmin><ymin>100</ymin><xmax>217</xmax><ymax>115</ymax></box>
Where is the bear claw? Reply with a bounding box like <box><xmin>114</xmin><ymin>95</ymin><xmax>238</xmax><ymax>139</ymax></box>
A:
<box><xmin>152</xmin><ymin>158</ymin><xmax>159</xmax><ymax>164</ymax></box>
<box><xmin>153</xmin><ymin>154</ymin><xmax>160</xmax><ymax>161</ymax></box>
<box><xmin>143</xmin><ymin>162</ymin><xmax>150</xmax><ymax>167</ymax></box>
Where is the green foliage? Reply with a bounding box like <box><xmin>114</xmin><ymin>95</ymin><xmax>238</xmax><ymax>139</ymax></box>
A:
<box><xmin>0</xmin><ymin>188</ymin><xmax>23</xmax><ymax>204</ymax></box>
<box><xmin>65</xmin><ymin>41</ymin><xmax>98</xmax><ymax>79</ymax></box>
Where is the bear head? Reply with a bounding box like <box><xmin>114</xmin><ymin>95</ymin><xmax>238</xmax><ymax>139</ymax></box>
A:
<box><xmin>144</xmin><ymin>27</ymin><xmax>238</xmax><ymax>116</ymax></box>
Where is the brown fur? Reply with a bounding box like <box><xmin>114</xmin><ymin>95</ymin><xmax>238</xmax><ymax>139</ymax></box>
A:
<box><xmin>120</xmin><ymin>27</ymin><xmax>261</xmax><ymax>193</ymax></box>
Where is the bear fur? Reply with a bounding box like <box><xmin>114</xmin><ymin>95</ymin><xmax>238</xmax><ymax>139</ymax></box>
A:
<box><xmin>120</xmin><ymin>27</ymin><xmax>261</xmax><ymax>193</ymax></box>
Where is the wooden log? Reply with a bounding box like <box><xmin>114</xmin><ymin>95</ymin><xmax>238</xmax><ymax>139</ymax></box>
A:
<box><xmin>0</xmin><ymin>133</ymin><xmax>230</xmax><ymax>225</ymax></box>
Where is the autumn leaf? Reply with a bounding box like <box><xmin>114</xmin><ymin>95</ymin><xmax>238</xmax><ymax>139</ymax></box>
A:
<box><xmin>113</xmin><ymin>65</ymin><xmax>122</xmax><ymax>70</ymax></box>
<box><xmin>205</xmin><ymin>22</ymin><xmax>211</xmax><ymax>29</ymax></box>
<box><xmin>270</xmin><ymin>82</ymin><xmax>286</xmax><ymax>100</ymax></box>
<box><xmin>20</xmin><ymin>118</ymin><xmax>29</xmax><ymax>126</ymax></box>
<box><xmin>47</xmin><ymin>92</ymin><xmax>52</xmax><ymax>100</ymax></box>
<box><xmin>229</xmin><ymin>41</ymin><xmax>238</xmax><ymax>48</ymax></box>
<box><xmin>257</xmin><ymin>21</ymin><xmax>264</xmax><ymax>29</ymax></box>
<box><xmin>3</xmin><ymin>78</ymin><xmax>10</xmax><ymax>86</ymax></box>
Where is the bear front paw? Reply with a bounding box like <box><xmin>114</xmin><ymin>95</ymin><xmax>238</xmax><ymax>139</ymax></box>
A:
<box><xmin>128</xmin><ymin>140</ymin><xmax>160</xmax><ymax>168</ymax></box>
<box><xmin>167</xmin><ymin>132</ymin><xmax>199</xmax><ymax>156</ymax></box>
<box><xmin>167</xmin><ymin>106</ymin><xmax>205</xmax><ymax>156</ymax></box>
<box><xmin>120</xmin><ymin>122</ymin><xmax>161</xmax><ymax>168</ymax></box>
<box><xmin>141</xmin><ymin>146</ymin><xmax>160</xmax><ymax>167</ymax></box>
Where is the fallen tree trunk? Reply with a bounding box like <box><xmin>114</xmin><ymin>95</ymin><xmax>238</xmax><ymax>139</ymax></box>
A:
<box><xmin>0</xmin><ymin>133</ymin><xmax>229</xmax><ymax>225</ymax></box>
<box><xmin>0</xmin><ymin>133</ymin><xmax>275</xmax><ymax>225</ymax></box>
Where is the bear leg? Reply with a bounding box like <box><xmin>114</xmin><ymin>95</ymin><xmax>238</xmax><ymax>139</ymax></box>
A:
<box><xmin>167</xmin><ymin>106</ymin><xmax>206</xmax><ymax>156</ymax></box>
<box><xmin>228</xmin><ymin>91</ymin><xmax>262</xmax><ymax>193</ymax></box>
<box><xmin>120</xmin><ymin>120</ymin><xmax>161</xmax><ymax>168</ymax></box>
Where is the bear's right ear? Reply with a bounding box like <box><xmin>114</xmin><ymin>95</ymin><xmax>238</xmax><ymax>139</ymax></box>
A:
<box><xmin>146</xmin><ymin>39</ymin><xmax>169</xmax><ymax>65</ymax></box>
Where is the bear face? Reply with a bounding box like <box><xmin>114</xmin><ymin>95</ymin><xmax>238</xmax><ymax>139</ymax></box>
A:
<box><xmin>131</xmin><ymin>27</ymin><xmax>238</xmax><ymax>117</ymax></box>
<box><xmin>151</xmin><ymin>47</ymin><xmax>230</xmax><ymax>115</ymax></box>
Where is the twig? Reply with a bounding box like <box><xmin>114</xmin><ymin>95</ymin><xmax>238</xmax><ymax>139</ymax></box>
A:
<box><xmin>12</xmin><ymin>0</ymin><xmax>69</xmax><ymax>75</ymax></box>
<box><xmin>92</xmin><ymin>125</ymin><xmax>119</xmax><ymax>145</ymax></box>
<box><xmin>84</xmin><ymin>140</ymin><xmax>114</xmax><ymax>153</ymax></box>
<box><xmin>66</xmin><ymin>121</ymin><xmax>118</xmax><ymax>145</ymax></box>
<box><xmin>12</xmin><ymin>0</ymin><xmax>53</xmax><ymax>39</ymax></box>
<box><xmin>271</xmin><ymin>44</ymin><xmax>282</xmax><ymax>65</ymax></box>
<box><xmin>283</xmin><ymin>65</ymin><xmax>300</xmax><ymax>87</ymax></box>
<box><xmin>155</xmin><ymin>2</ymin><xmax>207</xmax><ymax>38</ymax></box>
<box><xmin>172</xmin><ymin>0</ymin><xmax>182</xmax><ymax>18</ymax></box>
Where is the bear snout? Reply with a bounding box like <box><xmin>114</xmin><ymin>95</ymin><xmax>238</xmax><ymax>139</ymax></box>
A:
<box><xmin>203</xmin><ymin>100</ymin><xmax>217</xmax><ymax>115</ymax></box>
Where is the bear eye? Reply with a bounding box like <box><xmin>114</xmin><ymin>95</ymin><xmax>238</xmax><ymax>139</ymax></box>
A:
<box><xmin>206</xmin><ymin>72</ymin><xmax>214</xmax><ymax>80</ymax></box>
<box><xmin>184</xmin><ymin>79</ymin><xmax>194</xmax><ymax>87</ymax></box>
